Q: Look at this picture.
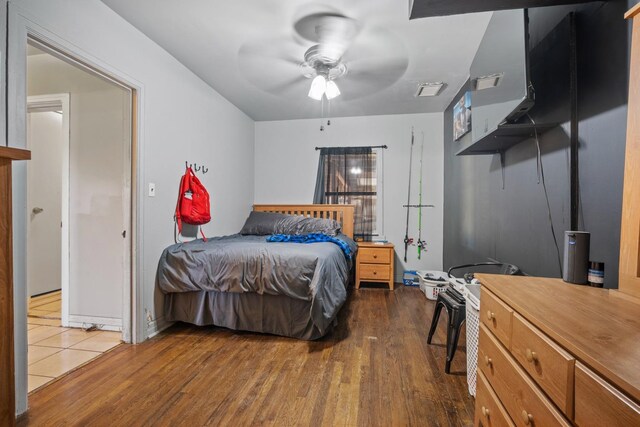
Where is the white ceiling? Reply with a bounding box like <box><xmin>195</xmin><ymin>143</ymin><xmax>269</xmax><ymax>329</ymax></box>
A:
<box><xmin>101</xmin><ymin>0</ymin><xmax>491</xmax><ymax>121</ymax></box>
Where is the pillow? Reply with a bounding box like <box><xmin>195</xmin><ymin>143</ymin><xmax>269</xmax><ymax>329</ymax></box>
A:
<box><xmin>280</xmin><ymin>215</ymin><xmax>341</xmax><ymax>236</ymax></box>
<box><xmin>240</xmin><ymin>211</ymin><xmax>341</xmax><ymax>236</ymax></box>
<box><xmin>239</xmin><ymin>211</ymin><xmax>289</xmax><ymax>235</ymax></box>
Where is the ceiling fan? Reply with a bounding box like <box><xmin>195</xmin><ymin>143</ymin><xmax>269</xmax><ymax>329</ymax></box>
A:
<box><xmin>237</xmin><ymin>7</ymin><xmax>408</xmax><ymax>103</ymax></box>
<box><xmin>295</xmin><ymin>12</ymin><xmax>359</xmax><ymax>101</ymax></box>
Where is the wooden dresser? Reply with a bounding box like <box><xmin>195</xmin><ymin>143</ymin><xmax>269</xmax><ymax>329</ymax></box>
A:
<box><xmin>473</xmin><ymin>4</ymin><xmax>640</xmax><ymax>427</ymax></box>
<box><xmin>474</xmin><ymin>274</ymin><xmax>640</xmax><ymax>427</ymax></box>
<box><xmin>355</xmin><ymin>242</ymin><xmax>395</xmax><ymax>290</ymax></box>
<box><xmin>1</xmin><ymin>146</ymin><xmax>31</xmax><ymax>427</ymax></box>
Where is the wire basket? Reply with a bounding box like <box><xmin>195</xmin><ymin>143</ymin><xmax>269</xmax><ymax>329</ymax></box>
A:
<box><xmin>464</xmin><ymin>285</ymin><xmax>481</xmax><ymax>397</ymax></box>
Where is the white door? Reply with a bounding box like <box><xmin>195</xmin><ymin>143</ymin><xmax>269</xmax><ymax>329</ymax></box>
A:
<box><xmin>26</xmin><ymin>111</ymin><xmax>64</xmax><ymax>297</ymax></box>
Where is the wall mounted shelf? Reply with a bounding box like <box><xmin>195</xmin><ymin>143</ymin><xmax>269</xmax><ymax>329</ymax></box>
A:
<box><xmin>455</xmin><ymin>123</ymin><xmax>557</xmax><ymax>156</ymax></box>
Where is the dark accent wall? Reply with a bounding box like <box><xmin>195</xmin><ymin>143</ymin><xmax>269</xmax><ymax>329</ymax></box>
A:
<box><xmin>443</xmin><ymin>0</ymin><xmax>633</xmax><ymax>288</ymax></box>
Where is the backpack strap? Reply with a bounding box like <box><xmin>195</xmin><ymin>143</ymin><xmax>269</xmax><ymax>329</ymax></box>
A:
<box><xmin>199</xmin><ymin>226</ymin><xmax>207</xmax><ymax>242</ymax></box>
<box><xmin>174</xmin><ymin>170</ymin><xmax>188</xmax><ymax>240</ymax></box>
<box><xmin>174</xmin><ymin>221</ymin><xmax>182</xmax><ymax>244</ymax></box>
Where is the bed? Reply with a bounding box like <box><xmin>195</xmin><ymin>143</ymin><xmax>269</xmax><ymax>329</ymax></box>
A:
<box><xmin>156</xmin><ymin>204</ymin><xmax>356</xmax><ymax>340</ymax></box>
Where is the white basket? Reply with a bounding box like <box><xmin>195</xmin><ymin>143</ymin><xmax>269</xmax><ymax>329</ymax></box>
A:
<box><xmin>422</xmin><ymin>283</ymin><xmax>447</xmax><ymax>300</ymax></box>
<box><xmin>417</xmin><ymin>271</ymin><xmax>448</xmax><ymax>300</ymax></box>
<box><xmin>464</xmin><ymin>285</ymin><xmax>481</xmax><ymax>397</ymax></box>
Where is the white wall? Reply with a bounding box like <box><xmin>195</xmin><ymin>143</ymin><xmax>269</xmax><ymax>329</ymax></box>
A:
<box><xmin>28</xmin><ymin>53</ymin><xmax>128</xmax><ymax>324</ymax></box>
<box><xmin>10</xmin><ymin>0</ymin><xmax>255</xmax><ymax>415</ymax></box>
<box><xmin>254</xmin><ymin>113</ymin><xmax>444</xmax><ymax>279</ymax></box>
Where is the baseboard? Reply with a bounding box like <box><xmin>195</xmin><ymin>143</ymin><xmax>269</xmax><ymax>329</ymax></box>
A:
<box><xmin>146</xmin><ymin>316</ymin><xmax>173</xmax><ymax>339</ymax></box>
<box><xmin>16</xmin><ymin>409</ymin><xmax>28</xmax><ymax>422</ymax></box>
<box><xmin>66</xmin><ymin>315</ymin><xmax>122</xmax><ymax>332</ymax></box>
<box><xmin>30</xmin><ymin>288</ymin><xmax>62</xmax><ymax>298</ymax></box>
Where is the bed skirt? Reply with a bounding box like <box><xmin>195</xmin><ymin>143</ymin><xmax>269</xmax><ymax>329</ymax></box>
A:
<box><xmin>164</xmin><ymin>291</ymin><xmax>330</xmax><ymax>340</ymax></box>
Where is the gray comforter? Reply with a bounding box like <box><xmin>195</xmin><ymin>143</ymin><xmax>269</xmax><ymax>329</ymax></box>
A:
<box><xmin>156</xmin><ymin>233</ymin><xmax>356</xmax><ymax>334</ymax></box>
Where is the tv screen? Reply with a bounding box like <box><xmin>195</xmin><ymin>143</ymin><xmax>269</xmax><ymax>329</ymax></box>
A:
<box><xmin>470</xmin><ymin>9</ymin><xmax>532</xmax><ymax>144</ymax></box>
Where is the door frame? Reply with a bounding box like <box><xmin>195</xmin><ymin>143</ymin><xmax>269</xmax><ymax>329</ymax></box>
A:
<box><xmin>8</xmin><ymin>3</ymin><xmax>146</xmax><ymax>415</ymax></box>
<box><xmin>26</xmin><ymin>94</ymin><xmax>71</xmax><ymax>326</ymax></box>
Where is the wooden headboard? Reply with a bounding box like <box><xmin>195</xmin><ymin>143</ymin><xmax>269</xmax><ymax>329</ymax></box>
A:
<box><xmin>253</xmin><ymin>204</ymin><xmax>355</xmax><ymax>239</ymax></box>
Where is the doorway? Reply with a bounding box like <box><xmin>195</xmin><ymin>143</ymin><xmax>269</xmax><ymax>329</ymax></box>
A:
<box><xmin>25</xmin><ymin>43</ymin><xmax>131</xmax><ymax>392</ymax></box>
<box><xmin>26</xmin><ymin>94</ymin><xmax>69</xmax><ymax>326</ymax></box>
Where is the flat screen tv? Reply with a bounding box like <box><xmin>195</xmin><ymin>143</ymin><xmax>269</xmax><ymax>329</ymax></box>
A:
<box><xmin>470</xmin><ymin>9</ymin><xmax>534</xmax><ymax>144</ymax></box>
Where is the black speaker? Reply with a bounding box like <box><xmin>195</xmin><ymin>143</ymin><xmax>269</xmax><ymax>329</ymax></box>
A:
<box><xmin>563</xmin><ymin>231</ymin><xmax>590</xmax><ymax>284</ymax></box>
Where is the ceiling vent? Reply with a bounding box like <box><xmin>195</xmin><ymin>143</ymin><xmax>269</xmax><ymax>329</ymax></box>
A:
<box><xmin>472</xmin><ymin>73</ymin><xmax>504</xmax><ymax>91</ymax></box>
<box><xmin>415</xmin><ymin>82</ymin><xmax>445</xmax><ymax>97</ymax></box>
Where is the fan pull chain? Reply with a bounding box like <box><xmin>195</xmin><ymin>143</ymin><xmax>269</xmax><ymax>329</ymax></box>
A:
<box><xmin>320</xmin><ymin>95</ymin><xmax>325</xmax><ymax>131</ymax></box>
<box><xmin>327</xmin><ymin>99</ymin><xmax>331</xmax><ymax>127</ymax></box>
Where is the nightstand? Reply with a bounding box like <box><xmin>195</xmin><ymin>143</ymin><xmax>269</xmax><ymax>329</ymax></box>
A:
<box><xmin>355</xmin><ymin>242</ymin><xmax>395</xmax><ymax>290</ymax></box>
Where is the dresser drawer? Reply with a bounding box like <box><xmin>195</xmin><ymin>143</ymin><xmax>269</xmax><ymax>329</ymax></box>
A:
<box><xmin>574</xmin><ymin>362</ymin><xmax>640</xmax><ymax>427</ymax></box>
<box><xmin>479</xmin><ymin>324</ymin><xmax>570</xmax><ymax>427</ymax></box>
<box><xmin>475</xmin><ymin>370</ymin><xmax>515</xmax><ymax>427</ymax></box>
<box><xmin>481</xmin><ymin>289</ymin><xmax>513</xmax><ymax>348</ymax></box>
<box><xmin>358</xmin><ymin>247</ymin><xmax>391</xmax><ymax>264</ymax></box>
<box><xmin>511</xmin><ymin>313</ymin><xmax>575</xmax><ymax>417</ymax></box>
<box><xmin>358</xmin><ymin>264</ymin><xmax>390</xmax><ymax>281</ymax></box>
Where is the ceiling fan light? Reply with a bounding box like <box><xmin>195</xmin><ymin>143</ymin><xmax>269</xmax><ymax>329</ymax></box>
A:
<box><xmin>325</xmin><ymin>80</ymin><xmax>341</xmax><ymax>100</ymax></box>
<box><xmin>308</xmin><ymin>75</ymin><xmax>327</xmax><ymax>100</ymax></box>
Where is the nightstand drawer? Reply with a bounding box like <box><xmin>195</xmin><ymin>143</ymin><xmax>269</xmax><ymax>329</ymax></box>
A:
<box><xmin>358</xmin><ymin>247</ymin><xmax>391</xmax><ymax>264</ymax></box>
<box><xmin>359</xmin><ymin>264</ymin><xmax>390</xmax><ymax>281</ymax></box>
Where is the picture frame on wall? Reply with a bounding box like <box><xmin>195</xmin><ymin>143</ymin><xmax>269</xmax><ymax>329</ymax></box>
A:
<box><xmin>453</xmin><ymin>92</ymin><xmax>472</xmax><ymax>141</ymax></box>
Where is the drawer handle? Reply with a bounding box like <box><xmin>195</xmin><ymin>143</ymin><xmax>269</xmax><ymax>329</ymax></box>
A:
<box><xmin>486</xmin><ymin>310</ymin><xmax>495</xmax><ymax>321</ymax></box>
<box><xmin>525</xmin><ymin>349</ymin><xmax>539</xmax><ymax>364</ymax></box>
<box><xmin>521</xmin><ymin>410</ymin><xmax>533</xmax><ymax>425</ymax></box>
<box><xmin>373</xmin><ymin>254</ymin><xmax>378</xmax><ymax>259</ymax></box>
<box><xmin>484</xmin><ymin>356</ymin><xmax>492</xmax><ymax>367</ymax></box>
<box><xmin>481</xmin><ymin>406</ymin><xmax>490</xmax><ymax>418</ymax></box>
<box><xmin>373</xmin><ymin>271</ymin><xmax>377</xmax><ymax>275</ymax></box>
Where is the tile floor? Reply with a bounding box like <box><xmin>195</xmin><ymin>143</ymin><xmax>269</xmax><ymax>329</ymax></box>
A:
<box><xmin>27</xmin><ymin>291</ymin><xmax>122</xmax><ymax>393</ymax></box>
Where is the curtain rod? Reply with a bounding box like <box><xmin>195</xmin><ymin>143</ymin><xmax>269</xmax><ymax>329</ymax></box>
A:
<box><xmin>314</xmin><ymin>145</ymin><xmax>388</xmax><ymax>150</ymax></box>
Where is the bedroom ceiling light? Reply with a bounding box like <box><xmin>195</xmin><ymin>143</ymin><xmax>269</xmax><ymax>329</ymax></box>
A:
<box><xmin>308</xmin><ymin>75</ymin><xmax>327</xmax><ymax>100</ymax></box>
<box><xmin>472</xmin><ymin>73</ymin><xmax>504</xmax><ymax>91</ymax></box>
<box><xmin>415</xmin><ymin>82</ymin><xmax>445</xmax><ymax>97</ymax></box>
<box><xmin>325</xmin><ymin>80</ymin><xmax>341</xmax><ymax>100</ymax></box>
<box><xmin>308</xmin><ymin>75</ymin><xmax>341</xmax><ymax>101</ymax></box>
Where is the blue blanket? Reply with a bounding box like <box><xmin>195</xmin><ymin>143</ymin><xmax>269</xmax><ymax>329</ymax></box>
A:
<box><xmin>267</xmin><ymin>233</ymin><xmax>354</xmax><ymax>260</ymax></box>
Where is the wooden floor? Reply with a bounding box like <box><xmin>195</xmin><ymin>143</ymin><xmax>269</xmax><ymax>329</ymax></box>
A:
<box><xmin>20</xmin><ymin>285</ymin><xmax>473</xmax><ymax>426</ymax></box>
<box><xmin>28</xmin><ymin>291</ymin><xmax>62</xmax><ymax>320</ymax></box>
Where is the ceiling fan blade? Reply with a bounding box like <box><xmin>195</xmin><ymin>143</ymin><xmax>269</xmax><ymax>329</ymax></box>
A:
<box><xmin>238</xmin><ymin>37</ymin><xmax>312</xmax><ymax>95</ymax></box>
<box><xmin>267</xmin><ymin>75</ymin><xmax>309</xmax><ymax>95</ymax></box>
<box><xmin>238</xmin><ymin>38</ymin><xmax>302</xmax><ymax>67</ymax></box>
<box><xmin>336</xmin><ymin>26</ymin><xmax>409</xmax><ymax>100</ymax></box>
<box><xmin>341</xmin><ymin>25</ymin><xmax>407</xmax><ymax>65</ymax></box>
<box><xmin>338</xmin><ymin>55</ymin><xmax>409</xmax><ymax>100</ymax></box>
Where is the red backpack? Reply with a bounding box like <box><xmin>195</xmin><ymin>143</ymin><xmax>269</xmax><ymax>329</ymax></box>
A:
<box><xmin>174</xmin><ymin>166</ymin><xmax>211</xmax><ymax>242</ymax></box>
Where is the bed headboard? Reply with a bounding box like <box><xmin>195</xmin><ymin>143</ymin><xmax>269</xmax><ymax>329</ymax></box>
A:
<box><xmin>253</xmin><ymin>204</ymin><xmax>355</xmax><ymax>239</ymax></box>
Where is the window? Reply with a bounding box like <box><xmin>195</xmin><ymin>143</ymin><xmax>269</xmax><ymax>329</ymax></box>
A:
<box><xmin>313</xmin><ymin>147</ymin><xmax>382</xmax><ymax>241</ymax></box>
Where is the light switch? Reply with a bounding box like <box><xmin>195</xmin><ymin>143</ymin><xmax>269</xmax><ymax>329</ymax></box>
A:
<box><xmin>148</xmin><ymin>183</ymin><xmax>156</xmax><ymax>197</ymax></box>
